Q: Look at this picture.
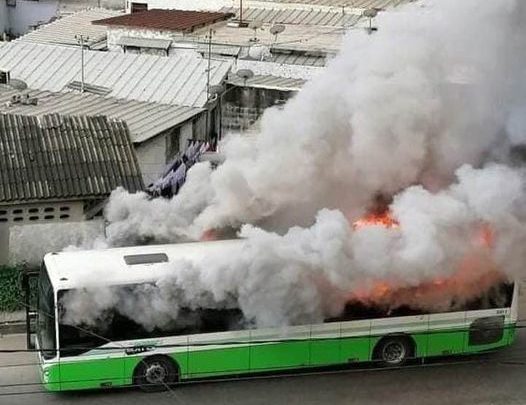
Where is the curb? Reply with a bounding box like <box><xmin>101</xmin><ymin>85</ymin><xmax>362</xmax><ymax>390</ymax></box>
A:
<box><xmin>0</xmin><ymin>321</ymin><xmax>26</xmax><ymax>335</ymax></box>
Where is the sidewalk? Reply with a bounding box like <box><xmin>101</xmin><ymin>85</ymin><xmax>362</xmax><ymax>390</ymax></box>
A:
<box><xmin>0</xmin><ymin>310</ymin><xmax>26</xmax><ymax>335</ymax></box>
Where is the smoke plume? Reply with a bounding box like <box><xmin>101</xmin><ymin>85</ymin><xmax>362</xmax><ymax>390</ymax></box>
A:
<box><xmin>62</xmin><ymin>0</ymin><xmax>526</xmax><ymax>329</ymax></box>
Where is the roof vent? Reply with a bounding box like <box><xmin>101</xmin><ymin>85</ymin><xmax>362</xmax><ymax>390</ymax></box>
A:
<box><xmin>124</xmin><ymin>253</ymin><xmax>168</xmax><ymax>265</ymax></box>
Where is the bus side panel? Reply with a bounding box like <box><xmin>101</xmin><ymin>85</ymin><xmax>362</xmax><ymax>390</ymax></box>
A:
<box><xmin>40</xmin><ymin>362</ymin><xmax>61</xmax><ymax>391</ymax></box>
<box><xmin>187</xmin><ymin>331</ymin><xmax>250</xmax><ymax>377</ymax></box>
<box><xmin>426</xmin><ymin>312</ymin><xmax>466</xmax><ymax>357</ymax></box>
<box><xmin>310</xmin><ymin>323</ymin><xmax>341</xmax><ymax>366</ymax></box>
<box><xmin>339</xmin><ymin>320</ymin><xmax>371</xmax><ymax>363</ymax></box>
<box><xmin>249</xmin><ymin>326</ymin><xmax>310</xmax><ymax>371</ymax></box>
<box><xmin>59</xmin><ymin>356</ymin><xmax>125</xmax><ymax>390</ymax></box>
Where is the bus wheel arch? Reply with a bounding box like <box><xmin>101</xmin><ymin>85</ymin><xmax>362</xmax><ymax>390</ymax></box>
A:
<box><xmin>133</xmin><ymin>354</ymin><xmax>179</xmax><ymax>392</ymax></box>
<box><xmin>373</xmin><ymin>334</ymin><xmax>415</xmax><ymax>366</ymax></box>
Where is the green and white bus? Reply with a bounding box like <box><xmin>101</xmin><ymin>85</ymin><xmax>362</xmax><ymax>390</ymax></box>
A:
<box><xmin>25</xmin><ymin>240</ymin><xmax>518</xmax><ymax>392</ymax></box>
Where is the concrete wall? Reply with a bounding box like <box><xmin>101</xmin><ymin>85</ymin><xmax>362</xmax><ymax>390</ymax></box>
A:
<box><xmin>107</xmin><ymin>27</ymin><xmax>200</xmax><ymax>57</ymax></box>
<box><xmin>0</xmin><ymin>200</ymin><xmax>84</xmax><ymax>265</ymax></box>
<box><xmin>7</xmin><ymin>0</ymin><xmax>58</xmax><ymax>37</ymax></box>
<box><xmin>125</xmin><ymin>0</ymin><xmax>233</xmax><ymax>13</ymax></box>
<box><xmin>135</xmin><ymin>134</ymin><xmax>167</xmax><ymax>186</ymax></box>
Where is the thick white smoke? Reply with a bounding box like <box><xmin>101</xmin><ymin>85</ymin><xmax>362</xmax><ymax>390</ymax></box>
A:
<box><xmin>61</xmin><ymin>0</ymin><xmax>526</xmax><ymax>329</ymax></box>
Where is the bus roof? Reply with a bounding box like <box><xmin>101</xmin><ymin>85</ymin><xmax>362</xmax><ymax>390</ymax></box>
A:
<box><xmin>43</xmin><ymin>239</ymin><xmax>245</xmax><ymax>291</ymax></box>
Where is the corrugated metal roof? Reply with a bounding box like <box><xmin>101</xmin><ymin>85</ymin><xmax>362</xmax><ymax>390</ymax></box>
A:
<box><xmin>220</xmin><ymin>7</ymin><xmax>361</xmax><ymax>26</ymax></box>
<box><xmin>93</xmin><ymin>9</ymin><xmax>233</xmax><ymax>32</ymax></box>
<box><xmin>192</xmin><ymin>21</ymin><xmax>343</xmax><ymax>52</ymax></box>
<box><xmin>196</xmin><ymin>43</ymin><xmax>241</xmax><ymax>56</ymax></box>
<box><xmin>0</xmin><ymin>89</ymin><xmax>203</xmax><ymax>144</ymax></box>
<box><xmin>0</xmin><ymin>114</ymin><xmax>144</xmax><ymax>204</ymax></box>
<box><xmin>227</xmin><ymin>74</ymin><xmax>305</xmax><ymax>91</ymax></box>
<box><xmin>0</xmin><ymin>42</ymin><xmax>232</xmax><ymax>108</ymax></box>
<box><xmin>247</xmin><ymin>0</ymin><xmax>415</xmax><ymax>9</ymax></box>
<box><xmin>17</xmin><ymin>9</ymin><xmax>122</xmax><ymax>49</ymax></box>
<box><xmin>117</xmin><ymin>36</ymin><xmax>173</xmax><ymax>50</ymax></box>
<box><xmin>266</xmin><ymin>51</ymin><xmax>328</xmax><ymax>66</ymax></box>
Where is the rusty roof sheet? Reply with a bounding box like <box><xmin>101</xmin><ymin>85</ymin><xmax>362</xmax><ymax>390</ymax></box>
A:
<box><xmin>93</xmin><ymin>9</ymin><xmax>233</xmax><ymax>32</ymax></box>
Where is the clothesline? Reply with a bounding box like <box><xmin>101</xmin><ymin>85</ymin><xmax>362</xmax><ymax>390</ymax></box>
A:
<box><xmin>147</xmin><ymin>140</ymin><xmax>210</xmax><ymax>198</ymax></box>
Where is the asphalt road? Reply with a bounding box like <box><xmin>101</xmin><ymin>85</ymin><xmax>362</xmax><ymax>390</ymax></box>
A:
<box><xmin>1</xmin><ymin>331</ymin><xmax>526</xmax><ymax>405</ymax></box>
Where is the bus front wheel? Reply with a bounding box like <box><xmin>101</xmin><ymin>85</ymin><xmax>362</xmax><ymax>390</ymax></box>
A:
<box><xmin>134</xmin><ymin>355</ymin><xmax>179</xmax><ymax>392</ymax></box>
<box><xmin>374</xmin><ymin>336</ymin><xmax>414</xmax><ymax>367</ymax></box>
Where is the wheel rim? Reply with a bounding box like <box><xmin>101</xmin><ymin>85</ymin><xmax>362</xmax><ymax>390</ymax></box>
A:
<box><xmin>382</xmin><ymin>341</ymin><xmax>406</xmax><ymax>364</ymax></box>
<box><xmin>144</xmin><ymin>362</ymin><xmax>168</xmax><ymax>385</ymax></box>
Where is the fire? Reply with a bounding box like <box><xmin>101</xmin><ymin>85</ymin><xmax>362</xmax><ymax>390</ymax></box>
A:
<box><xmin>200</xmin><ymin>229</ymin><xmax>218</xmax><ymax>241</ymax></box>
<box><xmin>350</xmin><ymin>209</ymin><xmax>501</xmax><ymax>309</ymax></box>
<box><xmin>352</xmin><ymin>211</ymin><xmax>399</xmax><ymax>230</ymax></box>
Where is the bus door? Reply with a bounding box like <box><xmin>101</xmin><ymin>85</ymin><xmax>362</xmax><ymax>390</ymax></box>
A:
<box><xmin>21</xmin><ymin>268</ymin><xmax>39</xmax><ymax>350</ymax></box>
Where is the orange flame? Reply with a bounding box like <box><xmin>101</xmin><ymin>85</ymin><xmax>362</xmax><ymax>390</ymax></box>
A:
<box><xmin>352</xmin><ymin>211</ymin><xmax>399</xmax><ymax>230</ymax></box>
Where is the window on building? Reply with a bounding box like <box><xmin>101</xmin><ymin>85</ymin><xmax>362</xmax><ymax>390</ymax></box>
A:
<box><xmin>166</xmin><ymin>127</ymin><xmax>182</xmax><ymax>161</ymax></box>
<box><xmin>131</xmin><ymin>2</ymin><xmax>148</xmax><ymax>13</ymax></box>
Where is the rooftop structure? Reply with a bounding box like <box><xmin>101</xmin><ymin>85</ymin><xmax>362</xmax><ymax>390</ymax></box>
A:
<box><xmin>16</xmin><ymin>8</ymin><xmax>122</xmax><ymax>50</ymax></box>
<box><xmin>0</xmin><ymin>114</ymin><xmax>143</xmax><ymax>205</ymax></box>
<box><xmin>227</xmin><ymin>73</ymin><xmax>305</xmax><ymax>91</ymax></box>
<box><xmin>93</xmin><ymin>9</ymin><xmax>233</xmax><ymax>32</ymax></box>
<box><xmin>0</xmin><ymin>41</ymin><xmax>232</xmax><ymax>107</ymax></box>
<box><xmin>0</xmin><ymin>88</ymin><xmax>202</xmax><ymax>143</ymax></box>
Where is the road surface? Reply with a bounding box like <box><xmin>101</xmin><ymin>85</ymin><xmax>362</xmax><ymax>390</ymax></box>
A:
<box><xmin>1</xmin><ymin>331</ymin><xmax>526</xmax><ymax>405</ymax></box>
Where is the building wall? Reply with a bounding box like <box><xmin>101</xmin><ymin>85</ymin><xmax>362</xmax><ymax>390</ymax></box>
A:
<box><xmin>107</xmin><ymin>26</ymin><xmax>199</xmax><ymax>56</ymax></box>
<box><xmin>125</xmin><ymin>0</ymin><xmax>233</xmax><ymax>13</ymax></box>
<box><xmin>6</xmin><ymin>0</ymin><xmax>58</xmax><ymax>37</ymax></box>
<box><xmin>0</xmin><ymin>200</ymin><xmax>84</xmax><ymax>265</ymax></box>
<box><xmin>135</xmin><ymin>133</ymin><xmax>167</xmax><ymax>186</ymax></box>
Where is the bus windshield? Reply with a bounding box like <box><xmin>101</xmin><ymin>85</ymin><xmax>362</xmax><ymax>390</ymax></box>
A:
<box><xmin>37</xmin><ymin>265</ymin><xmax>56</xmax><ymax>360</ymax></box>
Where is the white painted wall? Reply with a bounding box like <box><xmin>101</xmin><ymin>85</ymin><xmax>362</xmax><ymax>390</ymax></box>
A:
<box><xmin>0</xmin><ymin>0</ymin><xmax>7</xmax><ymax>35</ymax></box>
<box><xmin>125</xmin><ymin>0</ymin><xmax>233</xmax><ymax>13</ymax></box>
<box><xmin>135</xmin><ymin>135</ymin><xmax>167</xmax><ymax>186</ymax></box>
<box><xmin>7</xmin><ymin>0</ymin><xmax>59</xmax><ymax>36</ymax></box>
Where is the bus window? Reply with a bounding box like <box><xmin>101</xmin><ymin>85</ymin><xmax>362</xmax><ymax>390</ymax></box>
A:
<box><xmin>37</xmin><ymin>265</ymin><xmax>56</xmax><ymax>360</ymax></box>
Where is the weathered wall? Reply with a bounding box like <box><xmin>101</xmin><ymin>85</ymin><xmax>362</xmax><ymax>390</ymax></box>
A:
<box><xmin>7</xmin><ymin>0</ymin><xmax>59</xmax><ymax>36</ymax></box>
<box><xmin>135</xmin><ymin>134</ymin><xmax>168</xmax><ymax>186</ymax></box>
<box><xmin>0</xmin><ymin>200</ymin><xmax>85</xmax><ymax>265</ymax></box>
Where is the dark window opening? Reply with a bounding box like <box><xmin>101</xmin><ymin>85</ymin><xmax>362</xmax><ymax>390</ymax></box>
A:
<box><xmin>44</xmin><ymin>207</ymin><xmax>54</xmax><ymax>213</ymax></box>
<box><xmin>0</xmin><ymin>218</ymin><xmax>7</xmax><ymax>223</ymax></box>
<box><xmin>28</xmin><ymin>208</ymin><xmax>39</xmax><ymax>213</ymax></box>
<box><xmin>58</xmin><ymin>285</ymin><xmax>244</xmax><ymax>357</ymax></box>
<box><xmin>59</xmin><ymin>214</ymin><xmax>70</xmax><ymax>220</ymax></box>
<box><xmin>60</xmin><ymin>207</ymin><xmax>70</xmax><ymax>212</ymax></box>
<box><xmin>29</xmin><ymin>216</ymin><xmax>39</xmax><ymax>221</ymax></box>
<box><xmin>13</xmin><ymin>217</ymin><xmax>23</xmax><ymax>222</ymax></box>
<box><xmin>0</xmin><ymin>210</ymin><xmax>7</xmax><ymax>215</ymax></box>
<box><xmin>44</xmin><ymin>215</ymin><xmax>54</xmax><ymax>220</ymax></box>
<box><xmin>38</xmin><ymin>265</ymin><xmax>56</xmax><ymax>359</ymax></box>
<box><xmin>131</xmin><ymin>2</ymin><xmax>148</xmax><ymax>13</ymax></box>
<box><xmin>12</xmin><ymin>209</ymin><xmax>22</xmax><ymax>214</ymax></box>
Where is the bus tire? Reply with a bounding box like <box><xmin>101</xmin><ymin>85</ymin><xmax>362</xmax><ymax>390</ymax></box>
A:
<box><xmin>373</xmin><ymin>336</ymin><xmax>414</xmax><ymax>367</ymax></box>
<box><xmin>133</xmin><ymin>355</ymin><xmax>179</xmax><ymax>392</ymax></box>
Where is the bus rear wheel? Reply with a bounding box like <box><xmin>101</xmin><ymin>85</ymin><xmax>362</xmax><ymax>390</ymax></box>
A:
<box><xmin>374</xmin><ymin>336</ymin><xmax>413</xmax><ymax>367</ymax></box>
<box><xmin>134</xmin><ymin>355</ymin><xmax>178</xmax><ymax>392</ymax></box>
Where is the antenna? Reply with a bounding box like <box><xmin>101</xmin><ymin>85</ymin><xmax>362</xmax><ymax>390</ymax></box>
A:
<box><xmin>248</xmin><ymin>21</ymin><xmax>263</xmax><ymax>42</ymax></box>
<box><xmin>74</xmin><ymin>34</ymin><xmax>90</xmax><ymax>93</ymax></box>
<box><xmin>270</xmin><ymin>24</ymin><xmax>285</xmax><ymax>44</ymax></box>
<box><xmin>363</xmin><ymin>8</ymin><xmax>378</xmax><ymax>34</ymax></box>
